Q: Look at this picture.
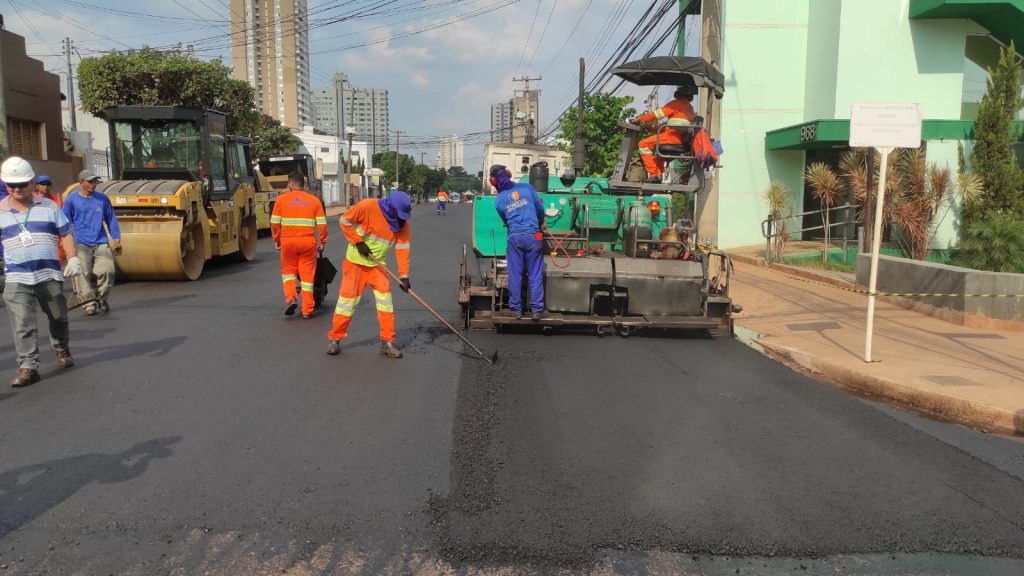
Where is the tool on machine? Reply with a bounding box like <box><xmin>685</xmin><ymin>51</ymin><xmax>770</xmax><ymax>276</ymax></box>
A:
<box><xmin>366</xmin><ymin>252</ymin><xmax>496</xmax><ymax>364</ymax></box>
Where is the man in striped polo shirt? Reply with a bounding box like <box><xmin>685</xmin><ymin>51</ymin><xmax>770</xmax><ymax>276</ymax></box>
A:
<box><xmin>0</xmin><ymin>157</ymin><xmax>84</xmax><ymax>387</ymax></box>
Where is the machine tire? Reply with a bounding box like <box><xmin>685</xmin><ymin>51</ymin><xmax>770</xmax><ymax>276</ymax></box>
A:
<box><xmin>234</xmin><ymin>215</ymin><xmax>258</xmax><ymax>262</ymax></box>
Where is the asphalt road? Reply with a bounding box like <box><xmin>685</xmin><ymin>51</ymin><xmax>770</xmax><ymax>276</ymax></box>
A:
<box><xmin>1</xmin><ymin>203</ymin><xmax>1024</xmax><ymax>575</ymax></box>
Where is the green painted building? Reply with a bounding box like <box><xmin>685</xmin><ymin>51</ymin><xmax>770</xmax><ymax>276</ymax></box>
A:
<box><xmin>698</xmin><ymin>0</ymin><xmax>1024</xmax><ymax>249</ymax></box>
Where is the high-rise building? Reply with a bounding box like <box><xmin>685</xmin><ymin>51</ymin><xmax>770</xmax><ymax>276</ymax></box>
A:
<box><xmin>511</xmin><ymin>89</ymin><xmax>540</xmax><ymax>145</ymax></box>
<box><xmin>230</xmin><ymin>0</ymin><xmax>311</xmax><ymax>130</ymax></box>
<box><xmin>310</xmin><ymin>74</ymin><xmax>389</xmax><ymax>163</ymax></box>
<box><xmin>438</xmin><ymin>135</ymin><xmax>464</xmax><ymax>170</ymax></box>
<box><xmin>490</xmin><ymin>101</ymin><xmax>512</xmax><ymax>142</ymax></box>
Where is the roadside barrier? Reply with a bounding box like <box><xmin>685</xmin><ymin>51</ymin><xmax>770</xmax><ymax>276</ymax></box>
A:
<box><xmin>778</xmin><ymin>271</ymin><xmax>1024</xmax><ymax>299</ymax></box>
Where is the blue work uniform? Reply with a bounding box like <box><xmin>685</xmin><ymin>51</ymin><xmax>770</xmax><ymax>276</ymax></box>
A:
<box><xmin>494</xmin><ymin>182</ymin><xmax>546</xmax><ymax>315</ymax></box>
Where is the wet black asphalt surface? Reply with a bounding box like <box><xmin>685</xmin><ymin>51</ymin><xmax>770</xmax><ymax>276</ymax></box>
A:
<box><xmin>1</xmin><ymin>204</ymin><xmax>1024</xmax><ymax>575</ymax></box>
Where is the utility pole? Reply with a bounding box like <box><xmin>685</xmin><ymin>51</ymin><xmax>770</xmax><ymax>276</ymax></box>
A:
<box><xmin>65</xmin><ymin>37</ymin><xmax>77</xmax><ymax>131</ymax></box>
<box><xmin>394</xmin><ymin>130</ymin><xmax>402</xmax><ymax>191</ymax></box>
<box><xmin>0</xmin><ymin>19</ymin><xmax>9</xmax><ymax>157</ymax></box>
<box><xmin>420</xmin><ymin>152</ymin><xmax>425</xmax><ymax>165</ymax></box>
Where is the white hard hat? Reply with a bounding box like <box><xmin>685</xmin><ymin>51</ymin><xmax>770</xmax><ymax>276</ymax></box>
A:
<box><xmin>1</xmin><ymin>156</ymin><xmax>35</xmax><ymax>184</ymax></box>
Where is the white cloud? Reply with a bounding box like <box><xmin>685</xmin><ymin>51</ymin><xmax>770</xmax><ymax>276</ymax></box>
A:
<box><xmin>410</xmin><ymin>71</ymin><xmax>430</xmax><ymax>87</ymax></box>
<box><xmin>341</xmin><ymin>28</ymin><xmax>431</xmax><ymax>70</ymax></box>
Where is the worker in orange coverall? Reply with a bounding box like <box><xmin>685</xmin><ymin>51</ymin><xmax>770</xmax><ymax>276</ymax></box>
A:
<box><xmin>634</xmin><ymin>85</ymin><xmax>697</xmax><ymax>183</ymax></box>
<box><xmin>271</xmin><ymin>170</ymin><xmax>328</xmax><ymax>319</ymax></box>
<box><xmin>326</xmin><ymin>191</ymin><xmax>412</xmax><ymax>358</ymax></box>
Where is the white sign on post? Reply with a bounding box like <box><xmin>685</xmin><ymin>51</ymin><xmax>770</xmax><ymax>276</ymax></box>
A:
<box><xmin>849</xmin><ymin>102</ymin><xmax>923</xmax><ymax>149</ymax></box>
<box><xmin>850</xmin><ymin>102</ymin><xmax>922</xmax><ymax>363</ymax></box>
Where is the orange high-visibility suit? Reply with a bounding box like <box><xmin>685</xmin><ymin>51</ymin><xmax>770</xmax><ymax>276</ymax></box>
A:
<box><xmin>271</xmin><ymin>188</ymin><xmax>328</xmax><ymax>316</ymax></box>
<box><xmin>328</xmin><ymin>199</ymin><xmax>411</xmax><ymax>343</ymax></box>
<box><xmin>637</xmin><ymin>97</ymin><xmax>696</xmax><ymax>178</ymax></box>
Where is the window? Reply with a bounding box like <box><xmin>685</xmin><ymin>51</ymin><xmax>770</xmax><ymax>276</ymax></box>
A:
<box><xmin>9</xmin><ymin>118</ymin><xmax>42</xmax><ymax>159</ymax></box>
<box><xmin>321</xmin><ymin>147</ymin><xmax>330</xmax><ymax>153</ymax></box>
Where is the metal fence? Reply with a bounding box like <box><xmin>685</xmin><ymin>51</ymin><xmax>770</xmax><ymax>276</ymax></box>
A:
<box><xmin>761</xmin><ymin>203</ymin><xmax>860</xmax><ymax>264</ymax></box>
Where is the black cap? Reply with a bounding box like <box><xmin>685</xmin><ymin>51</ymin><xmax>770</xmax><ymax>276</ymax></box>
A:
<box><xmin>489</xmin><ymin>164</ymin><xmax>508</xmax><ymax>178</ymax></box>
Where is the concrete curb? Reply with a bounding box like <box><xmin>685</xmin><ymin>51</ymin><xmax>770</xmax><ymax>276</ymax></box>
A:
<box><xmin>726</xmin><ymin>252</ymin><xmax>856</xmax><ymax>290</ymax></box>
<box><xmin>736</xmin><ymin>327</ymin><xmax>1024</xmax><ymax>435</ymax></box>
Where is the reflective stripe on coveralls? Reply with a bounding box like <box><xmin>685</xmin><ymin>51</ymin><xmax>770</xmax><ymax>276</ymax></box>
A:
<box><xmin>637</xmin><ymin>98</ymin><xmax>696</xmax><ymax>177</ymax></box>
<box><xmin>329</xmin><ymin>260</ymin><xmax>396</xmax><ymax>342</ymax></box>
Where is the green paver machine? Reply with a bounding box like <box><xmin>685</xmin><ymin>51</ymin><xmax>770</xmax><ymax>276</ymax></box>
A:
<box><xmin>459</xmin><ymin>56</ymin><xmax>738</xmax><ymax>335</ymax></box>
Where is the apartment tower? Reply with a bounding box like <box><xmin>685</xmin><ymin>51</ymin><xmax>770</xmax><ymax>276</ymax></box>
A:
<box><xmin>230</xmin><ymin>0</ymin><xmax>311</xmax><ymax>129</ymax></box>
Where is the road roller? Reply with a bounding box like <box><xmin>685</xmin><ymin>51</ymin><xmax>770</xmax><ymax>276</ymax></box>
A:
<box><xmin>84</xmin><ymin>106</ymin><xmax>258</xmax><ymax>280</ymax></box>
<box><xmin>459</xmin><ymin>56</ymin><xmax>738</xmax><ymax>336</ymax></box>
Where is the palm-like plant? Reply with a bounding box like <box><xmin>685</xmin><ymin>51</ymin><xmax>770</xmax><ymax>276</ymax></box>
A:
<box><xmin>763</xmin><ymin>181</ymin><xmax>792</xmax><ymax>261</ymax></box>
<box><xmin>804</xmin><ymin>162</ymin><xmax>845</xmax><ymax>262</ymax></box>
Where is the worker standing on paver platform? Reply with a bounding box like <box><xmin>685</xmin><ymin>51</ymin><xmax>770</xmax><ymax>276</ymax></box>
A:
<box><xmin>492</xmin><ymin>164</ymin><xmax>546</xmax><ymax>320</ymax></box>
<box><xmin>326</xmin><ymin>191</ymin><xmax>412</xmax><ymax>358</ymax></box>
<box><xmin>271</xmin><ymin>171</ymin><xmax>328</xmax><ymax>319</ymax></box>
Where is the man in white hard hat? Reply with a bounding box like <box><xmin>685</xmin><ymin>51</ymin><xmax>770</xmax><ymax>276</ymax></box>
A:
<box><xmin>0</xmin><ymin>157</ymin><xmax>83</xmax><ymax>387</ymax></box>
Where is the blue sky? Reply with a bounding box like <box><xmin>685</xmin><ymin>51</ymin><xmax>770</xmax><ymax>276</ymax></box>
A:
<box><xmin>18</xmin><ymin>0</ymin><xmax>697</xmax><ymax>170</ymax></box>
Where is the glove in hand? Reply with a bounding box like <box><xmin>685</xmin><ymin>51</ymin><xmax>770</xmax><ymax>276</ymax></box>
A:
<box><xmin>355</xmin><ymin>241</ymin><xmax>372</xmax><ymax>257</ymax></box>
<box><xmin>399</xmin><ymin>277</ymin><xmax>411</xmax><ymax>293</ymax></box>
<box><xmin>64</xmin><ymin>256</ymin><xmax>84</xmax><ymax>278</ymax></box>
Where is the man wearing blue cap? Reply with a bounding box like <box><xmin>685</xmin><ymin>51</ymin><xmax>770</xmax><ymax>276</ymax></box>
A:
<box><xmin>327</xmin><ymin>190</ymin><xmax>413</xmax><ymax>358</ymax></box>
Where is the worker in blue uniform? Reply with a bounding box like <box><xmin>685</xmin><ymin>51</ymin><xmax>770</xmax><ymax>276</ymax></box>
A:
<box><xmin>492</xmin><ymin>164</ymin><xmax>547</xmax><ymax>320</ymax></box>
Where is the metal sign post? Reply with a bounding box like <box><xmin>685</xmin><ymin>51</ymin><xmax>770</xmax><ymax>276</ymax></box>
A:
<box><xmin>849</xmin><ymin>102</ymin><xmax>922</xmax><ymax>363</ymax></box>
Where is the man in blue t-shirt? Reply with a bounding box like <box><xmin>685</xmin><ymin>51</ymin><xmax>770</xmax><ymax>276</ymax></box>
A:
<box><xmin>63</xmin><ymin>170</ymin><xmax>122</xmax><ymax>316</ymax></box>
<box><xmin>492</xmin><ymin>164</ymin><xmax>547</xmax><ymax>320</ymax></box>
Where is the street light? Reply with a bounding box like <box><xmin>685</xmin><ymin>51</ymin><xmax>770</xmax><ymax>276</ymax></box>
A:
<box><xmin>344</xmin><ymin>125</ymin><xmax>356</xmax><ymax>206</ymax></box>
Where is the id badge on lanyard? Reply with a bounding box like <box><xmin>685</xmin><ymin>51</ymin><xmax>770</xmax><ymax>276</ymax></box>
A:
<box><xmin>18</xmin><ymin>205</ymin><xmax>34</xmax><ymax>246</ymax></box>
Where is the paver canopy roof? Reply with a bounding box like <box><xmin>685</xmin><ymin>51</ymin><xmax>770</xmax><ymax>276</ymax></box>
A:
<box><xmin>610</xmin><ymin>56</ymin><xmax>725</xmax><ymax>97</ymax></box>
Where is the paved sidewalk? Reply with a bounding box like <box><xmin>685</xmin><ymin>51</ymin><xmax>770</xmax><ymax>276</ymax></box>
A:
<box><xmin>728</xmin><ymin>260</ymin><xmax>1024</xmax><ymax>434</ymax></box>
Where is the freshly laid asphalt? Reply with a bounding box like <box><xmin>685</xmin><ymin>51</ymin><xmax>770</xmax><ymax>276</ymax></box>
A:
<box><xmin>1</xmin><ymin>204</ymin><xmax>1024</xmax><ymax>575</ymax></box>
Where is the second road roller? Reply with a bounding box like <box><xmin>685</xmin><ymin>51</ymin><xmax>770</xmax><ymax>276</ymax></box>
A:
<box><xmin>71</xmin><ymin>106</ymin><xmax>259</xmax><ymax>280</ymax></box>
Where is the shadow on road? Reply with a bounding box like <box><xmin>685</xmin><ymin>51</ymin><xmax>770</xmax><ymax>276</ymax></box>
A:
<box><xmin>0</xmin><ymin>436</ymin><xmax>182</xmax><ymax>539</ymax></box>
<box><xmin>78</xmin><ymin>335</ymin><xmax>189</xmax><ymax>367</ymax></box>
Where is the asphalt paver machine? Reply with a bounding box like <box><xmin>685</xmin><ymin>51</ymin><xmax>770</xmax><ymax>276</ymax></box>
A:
<box><xmin>459</xmin><ymin>56</ymin><xmax>738</xmax><ymax>335</ymax></box>
<box><xmin>89</xmin><ymin>106</ymin><xmax>258</xmax><ymax>280</ymax></box>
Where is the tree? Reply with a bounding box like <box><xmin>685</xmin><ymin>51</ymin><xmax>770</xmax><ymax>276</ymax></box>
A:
<box><xmin>373</xmin><ymin>152</ymin><xmax>415</xmax><ymax>190</ymax></box>
<box><xmin>233</xmin><ymin>111</ymin><xmax>302</xmax><ymax>158</ymax></box>
<box><xmin>557</xmin><ymin>92</ymin><xmax>636</xmax><ymax>176</ymax></box>
<box><xmin>967</xmin><ymin>41</ymin><xmax>1024</xmax><ymax>224</ymax></box>
<box><xmin>804</xmin><ymin>162</ymin><xmax>845</xmax><ymax>262</ymax></box>
<box><xmin>77</xmin><ymin>48</ymin><xmax>300</xmax><ymax>158</ymax></box>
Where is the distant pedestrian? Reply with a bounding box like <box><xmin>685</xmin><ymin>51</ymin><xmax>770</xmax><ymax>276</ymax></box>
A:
<box><xmin>271</xmin><ymin>171</ymin><xmax>328</xmax><ymax>318</ymax></box>
<box><xmin>436</xmin><ymin>190</ymin><xmax>448</xmax><ymax>215</ymax></box>
<box><xmin>0</xmin><ymin>156</ymin><xmax>83</xmax><ymax>387</ymax></box>
<box><xmin>63</xmin><ymin>170</ymin><xmax>122</xmax><ymax>316</ymax></box>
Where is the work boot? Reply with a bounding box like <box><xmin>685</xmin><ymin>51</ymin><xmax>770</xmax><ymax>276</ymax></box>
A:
<box><xmin>642</xmin><ymin>176</ymin><xmax>663</xmax><ymax>184</ymax></box>
<box><xmin>380</xmin><ymin>340</ymin><xmax>403</xmax><ymax>359</ymax></box>
<box><xmin>326</xmin><ymin>340</ymin><xmax>341</xmax><ymax>356</ymax></box>
<box><xmin>11</xmin><ymin>367</ymin><xmax>39</xmax><ymax>388</ymax></box>
<box><xmin>514</xmin><ymin>310</ymin><xmax>523</xmax><ymax>320</ymax></box>
<box><xmin>84</xmin><ymin>303</ymin><xmax>98</xmax><ymax>316</ymax></box>
<box><xmin>531</xmin><ymin>308</ymin><xmax>547</xmax><ymax>321</ymax></box>
<box><xmin>285</xmin><ymin>297</ymin><xmax>298</xmax><ymax>316</ymax></box>
<box><xmin>52</xmin><ymin>346</ymin><xmax>74</xmax><ymax>369</ymax></box>
<box><xmin>98</xmin><ymin>299</ymin><xmax>110</xmax><ymax>313</ymax></box>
